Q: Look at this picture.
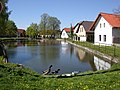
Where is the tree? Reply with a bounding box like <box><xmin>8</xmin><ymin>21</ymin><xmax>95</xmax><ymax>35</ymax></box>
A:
<box><xmin>38</xmin><ymin>13</ymin><xmax>61</xmax><ymax>38</ymax></box>
<box><xmin>70</xmin><ymin>24</ymin><xmax>73</xmax><ymax>39</ymax></box>
<box><xmin>0</xmin><ymin>0</ymin><xmax>11</xmax><ymax>36</ymax></box>
<box><xmin>26</xmin><ymin>23</ymin><xmax>38</xmax><ymax>38</ymax></box>
<box><xmin>113</xmin><ymin>6</ymin><xmax>120</xmax><ymax>14</ymax></box>
<box><xmin>39</xmin><ymin>13</ymin><xmax>49</xmax><ymax>30</ymax></box>
<box><xmin>5</xmin><ymin>20</ymin><xmax>17</xmax><ymax>37</ymax></box>
<box><xmin>48</xmin><ymin>16</ymin><xmax>61</xmax><ymax>30</ymax></box>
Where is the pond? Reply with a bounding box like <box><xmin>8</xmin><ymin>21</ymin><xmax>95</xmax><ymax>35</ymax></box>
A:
<box><xmin>6</xmin><ymin>40</ymin><xmax>113</xmax><ymax>74</ymax></box>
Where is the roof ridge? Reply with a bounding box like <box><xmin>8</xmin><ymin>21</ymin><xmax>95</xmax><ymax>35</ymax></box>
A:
<box><xmin>100</xmin><ymin>12</ymin><xmax>119</xmax><ymax>16</ymax></box>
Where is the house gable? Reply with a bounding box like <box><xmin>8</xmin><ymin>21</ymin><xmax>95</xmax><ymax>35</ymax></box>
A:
<box><xmin>89</xmin><ymin>12</ymin><xmax>120</xmax><ymax>32</ymax></box>
<box><xmin>61</xmin><ymin>29</ymin><xmax>69</xmax><ymax>38</ymax></box>
<box><xmin>74</xmin><ymin>21</ymin><xmax>93</xmax><ymax>37</ymax></box>
<box><xmin>76</xmin><ymin>25</ymin><xmax>86</xmax><ymax>37</ymax></box>
<box><xmin>92</xmin><ymin>12</ymin><xmax>120</xmax><ymax>45</ymax></box>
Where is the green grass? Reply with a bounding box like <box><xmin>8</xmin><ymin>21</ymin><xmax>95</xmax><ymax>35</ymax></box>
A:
<box><xmin>68</xmin><ymin>39</ymin><xmax>120</xmax><ymax>59</ymax></box>
<box><xmin>0</xmin><ymin>57</ymin><xmax>120</xmax><ymax>90</ymax></box>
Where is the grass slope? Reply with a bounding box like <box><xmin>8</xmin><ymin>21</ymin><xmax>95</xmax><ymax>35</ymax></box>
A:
<box><xmin>0</xmin><ymin>57</ymin><xmax>120</xmax><ymax>90</ymax></box>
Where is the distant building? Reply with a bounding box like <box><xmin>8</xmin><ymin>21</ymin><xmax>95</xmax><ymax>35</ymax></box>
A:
<box><xmin>17</xmin><ymin>29</ymin><xmax>26</xmax><ymax>37</ymax></box>
<box><xmin>61</xmin><ymin>27</ymin><xmax>74</xmax><ymax>39</ymax></box>
<box><xmin>89</xmin><ymin>12</ymin><xmax>120</xmax><ymax>45</ymax></box>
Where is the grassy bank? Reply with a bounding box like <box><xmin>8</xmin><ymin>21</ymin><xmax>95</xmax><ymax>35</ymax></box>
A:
<box><xmin>0</xmin><ymin>57</ymin><xmax>120</xmax><ymax>90</ymax></box>
<box><xmin>68</xmin><ymin>39</ymin><xmax>120</xmax><ymax>60</ymax></box>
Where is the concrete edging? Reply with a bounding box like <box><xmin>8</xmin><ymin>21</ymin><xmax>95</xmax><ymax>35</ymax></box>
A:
<box><xmin>67</xmin><ymin>41</ymin><xmax>119</xmax><ymax>63</ymax></box>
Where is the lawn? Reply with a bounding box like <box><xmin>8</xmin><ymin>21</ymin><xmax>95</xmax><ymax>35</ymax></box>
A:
<box><xmin>69</xmin><ymin>39</ymin><xmax>120</xmax><ymax>59</ymax></box>
<box><xmin>0</xmin><ymin>57</ymin><xmax>120</xmax><ymax>90</ymax></box>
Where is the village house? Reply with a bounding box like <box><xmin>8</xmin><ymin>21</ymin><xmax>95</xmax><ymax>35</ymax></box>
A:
<box><xmin>73</xmin><ymin>21</ymin><xmax>94</xmax><ymax>42</ymax></box>
<box><xmin>89</xmin><ymin>12</ymin><xmax>120</xmax><ymax>45</ymax></box>
<box><xmin>61</xmin><ymin>27</ymin><xmax>74</xmax><ymax>39</ymax></box>
<box><xmin>17</xmin><ymin>29</ymin><xmax>26</xmax><ymax>37</ymax></box>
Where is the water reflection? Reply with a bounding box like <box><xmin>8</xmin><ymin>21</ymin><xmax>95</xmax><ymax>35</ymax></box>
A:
<box><xmin>6</xmin><ymin>40</ymin><xmax>114</xmax><ymax>74</ymax></box>
<box><xmin>94</xmin><ymin>56</ymin><xmax>111</xmax><ymax>70</ymax></box>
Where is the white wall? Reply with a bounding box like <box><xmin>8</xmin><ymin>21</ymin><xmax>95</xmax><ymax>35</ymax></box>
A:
<box><xmin>76</xmin><ymin>25</ymin><xmax>86</xmax><ymax>36</ymax></box>
<box><xmin>80</xmin><ymin>37</ymin><xmax>86</xmax><ymax>41</ymax></box>
<box><xmin>94</xmin><ymin>16</ymin><xmax>113</xmax><ymax>45</ymax></box>
<box><xmin>94</xmin><ymin>56</ymin><xmax>111</xmax><ymax>70</ymax></box>
<box><xmin>61</xmin><ymin>30</ymin><xmax>69</xmax><ymax>38</ymax></box>
<box><xmin>76</xmin><ymin>25</ymin><xmax>87</xmax><ymax>41</ymax></box>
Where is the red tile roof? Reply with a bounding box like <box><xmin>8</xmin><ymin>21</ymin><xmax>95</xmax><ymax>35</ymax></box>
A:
<box><xmin>63</xmin><ymin>27</ymin><xmax>74</xmax><ymax>32</ymax></box>
<box><xmin>101</xmin><ymin>12</ymin><xmax>120</xmax><ymax>27</ymax></box>
<box><xmin>17</xmin><ymin>29</ymin><xmax>25</xmax><ymax>33</ymax></box>
<box><xmin>89</xmin><ymin>12</ymin><xmax>120</xmax><ymax>31</ymax></box>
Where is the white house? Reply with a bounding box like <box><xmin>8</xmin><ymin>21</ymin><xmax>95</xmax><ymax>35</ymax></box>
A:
<box><xmin>61</xmin><ymin>28</ymin><xmax>74</xmax><ymax>39</ymax></box>
<box><xmin>73</xmin><ymin>21</ymin><xmax>93</xmax><ymax>42</ymax></box>
<box><xmin>89</xmin><ymin>12</ymin><xmax>120</xmax><ymax>45</ymax></box>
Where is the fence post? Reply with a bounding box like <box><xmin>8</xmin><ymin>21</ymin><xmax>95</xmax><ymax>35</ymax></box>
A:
<box><xmin>113</xmin><ymin>44</ymin><xmax>116</xmax><ymax>57</ymax></box>
<box><xmin>105</xmin><ymin>44</ymin><xmax>106</xmax><ymax>53</ymax></box>
<box><xmin>99</xmin><ymin>43</ymin><xmax>100</xmax><ymax>51</ymax></box>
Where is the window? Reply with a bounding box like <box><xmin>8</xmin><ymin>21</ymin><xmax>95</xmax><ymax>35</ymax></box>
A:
<box><xmin>104</xmin><ymin>23</ymin><xmax>105</xmax><ymax>28</ymax></box>
<box><xmin>63</xmin><ymin>33</ymin><xmax>65</xmax><ymax>36</ymax></box>
<box><xmin>82</xmin><ymin>27</ymin><xmax>83</xmax><ymax>32</ymax></box>
<box><xmin>104</xmin><ymin>35</ymin><xmax>106</xmax><ymax>42</ymax></box>
<box><xmin>99</xmin><ymin>35</ymin><xmax>101</xmax><ymax>41</ymax></box>
<box><xmin>80</xmin><ymin>28</ymin><xmax>82</xmax><ymax>32</ymax></box>
<box><xmin>100</xmin><ymin>23</ymin><xmax>101</xmax><ymax>28</ymax></box>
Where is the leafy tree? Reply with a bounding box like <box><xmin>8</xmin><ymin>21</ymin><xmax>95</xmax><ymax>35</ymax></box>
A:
<box><xmin>0</xmin><ymin>0</ymin><xmax>11</xmax><ymax>36</ymax></box>
<box><xmin>5</xmin><ymin>20</ymin><xmax>17</xmax><ymax>37</ymax></box>
<box><xmin>70</xmin><ymin>24</ymin><xmax>73</xmax><ymax>39</ymax></box>
<box><xmin>38</xmin><ymin>13</ymin><xmax>61</xmax><ymax>38</ymax></box>
<box><xmin>26</xmin><ymin>23</ymin><xmax>38</xmax><ymax>38</ymax></box>
<box><xmin>48</xmin><ymin>16</ymin><xmax>61</xmax><ymax>30</ymax></box>
<box><xmin>39</xmin><ymin>13</ymin><xmax>49</xmax><ymax>30</ymax></box>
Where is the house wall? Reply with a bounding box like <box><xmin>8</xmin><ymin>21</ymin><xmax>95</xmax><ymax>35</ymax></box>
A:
<box><xmin>94</xmin><ymin>16</ymin><xmax>113</xmax><ymax>45</ymax></box>
<box><xmin>112</xmin><ymin>28</ymin><xmax>120</xmax><ymax>43</ymax></box>
<box><xmin>112</xmin><ymin>28</ymin><xmax>120</xmax><ymax>37</ymax></box>
<box><xmin>61</xmin><ymin>30</ymin><xmax>69</xmax><ymax>38</ymax></box>
<box><xmin>76</xmin><ymin>25</ymin><xmax>86</xmax><ymax>41</ymax></box>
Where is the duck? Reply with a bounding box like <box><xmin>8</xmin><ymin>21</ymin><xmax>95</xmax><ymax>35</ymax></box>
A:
<box><xmin>51</xmin><ymin>69</ymin><xmax>60</xmax><ymax>74</ymax></box>
<box><xmin>42</xmin><ymin>65</ymin><xmax>53</xmax><ymax>75</ymax></box>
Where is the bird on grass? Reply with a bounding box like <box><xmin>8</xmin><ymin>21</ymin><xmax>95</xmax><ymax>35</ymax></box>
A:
<box><xmin>51</xmin><ymin>69</ymin><xmax>60</xmax><ymax>74</ymax></box>
<box><xmin>42</xmin><ymin>65</ymin><xmax>53</xmax><ymax>75</ymax></box>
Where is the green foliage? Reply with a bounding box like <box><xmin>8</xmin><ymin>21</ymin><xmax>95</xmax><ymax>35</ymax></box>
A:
<box><xmin>39</xmin><ymin>13</ymin><xmax>49</xmax><ymax>31</ymax></box>
<box><xmin>0</xmin><ymin>56</ymin><xmax>120</xmax><ymax>90</ymax></box>
<box><xmin>38</xmin><ymin>13</ymin><xmax>61</xmax><ymax>36</ymax></box>
<box><xmin>0</xmin><ymin>0</ymin><xmax>11</xmax><ymax>36</ymax></box>
<box><xmin>39</xmin><ymin>30</ymin><xmax>61</xmax><ymax>36</ymax></box>
<box><xmin>70</xmin><ymin>24</ymin><xmax>73</xmax><ymax>39</ymax></box>
<box><xmin>26</xmin><ymin>23</ymin><xmax>38</xmax><ymax>38</ymax></box>
<box><xmin>48</xmin><ymin>16</ymin><xmax>61</xmax><ymax>30</ymax></box>
<box><xmin>5</xmin><ymin>20</ymin><xmax>17</xmax><ymax>37</ymax></box>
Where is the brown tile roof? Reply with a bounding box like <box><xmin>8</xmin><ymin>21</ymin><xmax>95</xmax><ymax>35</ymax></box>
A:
<box><xmin>89</xmin><ymin>12</ymin><xmax>120</xmax><ymax>31</ymax></box>
<box><xmin>75</xmin><ymin>21</ymin><xmax>93</xmax><ymax>33</ymax></box>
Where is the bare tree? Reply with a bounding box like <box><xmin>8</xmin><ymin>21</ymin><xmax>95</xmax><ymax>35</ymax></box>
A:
<box><xmin>113</xmin><ymin>6</ymin><xmax>120</xmax><ymax>14</ymax></box>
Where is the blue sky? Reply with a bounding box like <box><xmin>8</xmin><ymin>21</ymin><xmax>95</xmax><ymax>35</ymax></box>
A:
<box><xmin>8</xmin><ymin>0</ymin><xmax>120</xmax><ymax>30</ymax></box>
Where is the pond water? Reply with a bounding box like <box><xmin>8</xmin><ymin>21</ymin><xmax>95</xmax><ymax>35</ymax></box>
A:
<box><xmin>6</xmin><ymin>40</ymin><xmax>113</xmax><ymax>74</ymax></box>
